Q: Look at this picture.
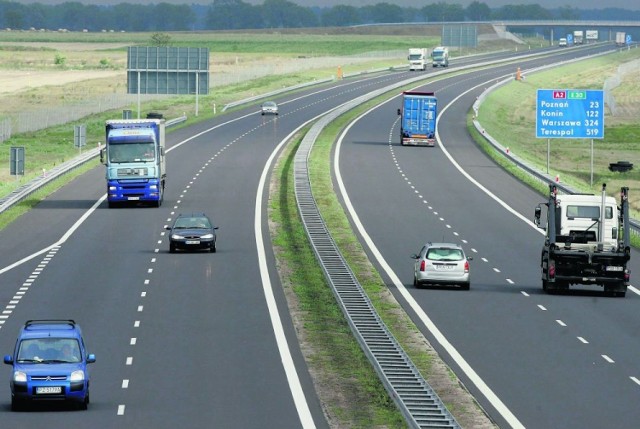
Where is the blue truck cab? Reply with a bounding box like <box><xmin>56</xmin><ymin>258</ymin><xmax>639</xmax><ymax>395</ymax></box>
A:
<box><xmin>3</xmin><ymin>320</ymin><xmax>96</xmax><ymax>410</ymax></box>
<box><xmin>102</xmin><ymin>118</ymin><xmax>166</xmax><ymax>208</ymax></box>
<box><xmin>397</xmin><ymin>91</ymin><xmax>438</xmax><ymax>146</ymax></box>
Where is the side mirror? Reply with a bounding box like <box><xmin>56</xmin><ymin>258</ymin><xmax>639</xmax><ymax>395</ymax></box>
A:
<box><xmin>467</xmin><ymin>256</ymin><xmax>473</xmax><ymax>261</ymax></box>
<box><xmin>411</xmin><ymin>254</ymin><xmax>419</xmax><ymax>260</ymax></box>
<box><xmin>86</xmin><ymin>354</ymin><xmax>96</xmax><ymax>364</ymax></box>
<box><xmin>165</xmin><ymin>226</ymin><xmax>172</xmax><ymax>231</ymax></box>
<box><xmin>534</xmin><ymin>206</ymin><xmax>541</xmax><ymax>225</ymax></box>
<box><xmin>99</xmin><ymin>148</ymin><xmax>105</xmax><ymax>165</ymax></box>
<box><xmin>397</xmin><ymin>108</ymin><xmax>401</xmax><ymax>116</ymax></box>
<box><xmin>4</xmin><ymin>355</ymin><xmax>13</xmax><ymax>365</ymax></box>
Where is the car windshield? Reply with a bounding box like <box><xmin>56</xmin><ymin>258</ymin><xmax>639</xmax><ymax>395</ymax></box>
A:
<box><xmin>174</xmin><ymin>216</ymin><xmax>211</xmax><ymax>229</ymax></box>
<box><xmin>17</xmin><ymin>338</ymin><xmax>81</xmax><ymax>363</ymax></box>
<box><xmin>426</xmin><ymin>248</ymin><xmax>463</xmax><ymax>261</ymax></box>
<box><xmin>263</xmin><ymin>102</ymin><xmax>276</xmax><ymax>108</ymax></box>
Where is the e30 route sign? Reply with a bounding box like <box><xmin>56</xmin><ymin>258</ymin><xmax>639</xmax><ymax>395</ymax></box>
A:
<box><xmin>536</xmin><ymin>89</ymin><xmax>604</xmax><ymax>139</ymax></box>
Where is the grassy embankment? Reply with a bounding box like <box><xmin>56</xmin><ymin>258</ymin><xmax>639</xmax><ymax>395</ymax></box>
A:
<box><xmin>472</xmin><ymin>47</ymin><xmax>640</xmax><ymax>212</ymax></box>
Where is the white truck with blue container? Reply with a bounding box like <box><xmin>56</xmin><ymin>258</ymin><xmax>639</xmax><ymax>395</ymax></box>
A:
<box><xmin>397</xmin><ymin>91</ymin><xmax>438</xmax><ymax>146</ymax></box>
<box><xmin>101</xmin><ymin>118</ymin><xmax>166</xmax><ymax>208</ymax></box>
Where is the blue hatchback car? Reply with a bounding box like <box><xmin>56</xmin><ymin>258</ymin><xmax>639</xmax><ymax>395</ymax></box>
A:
<box><xmin>3</xmin><ymin>320</ymin><xmax>96</xmax><ymax>411</ymax></box>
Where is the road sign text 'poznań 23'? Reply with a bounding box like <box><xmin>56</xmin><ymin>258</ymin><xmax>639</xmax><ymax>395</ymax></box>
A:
<box><xmin>536</xmin><ymin>89</ymin><xmax>604</xmax><ymax>139</ymax></box>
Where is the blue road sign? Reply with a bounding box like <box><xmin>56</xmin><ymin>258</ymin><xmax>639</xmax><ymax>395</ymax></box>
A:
<box><xmin>536</xmin><ymin>89</ymin><xmax>604</xmax><ymax>139</ymax></box>
<box><xmin>626</xmin><ymin>34</ymin><xmax>632</xmax><ymax>45</ymax></box>
<box><xmin>567</xmin><ymin>34</ymin><xmax>573</xmax><ymax>44</ymax></box>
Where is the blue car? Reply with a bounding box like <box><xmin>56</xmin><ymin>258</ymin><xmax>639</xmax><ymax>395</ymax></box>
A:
<box><xmin>3</xmin><ymin>320</ymin><xmax>96</xmax><ymax>411</ymax></box>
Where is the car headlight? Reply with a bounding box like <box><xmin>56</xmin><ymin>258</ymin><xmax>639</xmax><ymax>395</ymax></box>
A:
<box><xmin>171</xmin><ymin>234</ymin><xmax>185</xmax><ymax>240</ymax></box>
<box><xmin>13</xmin><ymin>371</ymin><xmax>27</xmax><ymax>383</ymax></box>
<box><xmin>149</xmin><ymin>185</ymin><xmax>158</xmax><ymax>190</ymax></box>
<box><xmin>109</xmin><ymin>186</ymin><xmax>117</xmax><ymax>191</ymax></box>
<box><xmin>200</xmin><ymin>234</ymin><xmax>214</xmax><ymax>239</ymax></box>
<box><xmin>70</xmin><ymin>370</ymin><xmax>85</xmax><ymax>382</ymax></box>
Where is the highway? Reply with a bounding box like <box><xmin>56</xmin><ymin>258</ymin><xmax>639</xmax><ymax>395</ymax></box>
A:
<box><xmin>336</xmin><ymin>44</ymin><xmax>640</xmax><ymax>428</ymax></box>
<box><xmin>0</xmin><ymin>43</ymin><xmax>628</xmax><ymax>428</ymax></box>
<box><xmin>0</xmin><ymin>71</ymin><xmax>417</xmax><ymax>428</ymax></box>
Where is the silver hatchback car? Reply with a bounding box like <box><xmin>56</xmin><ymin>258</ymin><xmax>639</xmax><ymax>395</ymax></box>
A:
<box><xmin>412</xmin><ymin>243</ymin><xmax>471</xmax><ymax>289</ymax></box>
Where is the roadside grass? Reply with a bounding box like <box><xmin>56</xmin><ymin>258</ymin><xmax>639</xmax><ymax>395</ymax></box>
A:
<box><xmin>475</xmin><ymin>48</ymin><xmax>640</xmax><ymax>212</ymax></box>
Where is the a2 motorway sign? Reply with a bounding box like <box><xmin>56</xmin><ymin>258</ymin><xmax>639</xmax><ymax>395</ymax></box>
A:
<box><xmin>536</xmin><ymin>89</ymin><xmax>604</xmax><ymax>139</ymax></box>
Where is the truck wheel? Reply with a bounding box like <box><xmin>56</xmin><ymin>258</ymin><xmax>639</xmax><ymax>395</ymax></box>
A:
<box><xmin>542</xmin><ymin>279</ymin><xmax>548</xmax><ymax>291</ymax></box>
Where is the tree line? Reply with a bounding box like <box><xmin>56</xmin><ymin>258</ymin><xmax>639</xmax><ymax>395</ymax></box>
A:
<box><xmin>0</xmin><ymin>0</ymin><xmax>638</xmax><ymax>32</ymax></box>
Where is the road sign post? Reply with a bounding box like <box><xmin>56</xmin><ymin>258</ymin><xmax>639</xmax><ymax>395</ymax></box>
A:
<box><xmin>536</xmin><ymin>89</ymin><xmax>604</xmax><ymax>186</ymax></box>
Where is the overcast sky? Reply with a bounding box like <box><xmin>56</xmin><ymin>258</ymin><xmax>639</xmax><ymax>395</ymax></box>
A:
<box><xmin>9</xmin><ymin>0</ymin><xmax>640</xmax><ymax>11</ymax></box>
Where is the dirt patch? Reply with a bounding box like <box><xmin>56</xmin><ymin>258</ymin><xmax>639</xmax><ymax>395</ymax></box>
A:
<box><xmin>0</xmin><ymin>70</ymin><xmax>122</xmax><ymax>94</ymax></box>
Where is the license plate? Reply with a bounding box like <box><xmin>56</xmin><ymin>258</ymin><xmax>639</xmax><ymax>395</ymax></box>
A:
<box><xmin>186</xmin><ymin>240</ymin><xmax>200</xmax><ymax>245</ymax></box>
<box><xmin>36</xmin><ymin>386</ymin><xmax>62</xmax><ymax>394</ymax></box>
<box><xmin>127</xmin><ymin>196</ymin><xmax>140</xmax><ymax>201</ymax></box>
<box><xmin>435</xmin><ymin>265</ymin><xmax>455</xmax><ymax>270</ymax></box>
<box><xmin>606</xmin><ymin>266</ymin><xmax>624</xmax><ymax>272</ymax></box>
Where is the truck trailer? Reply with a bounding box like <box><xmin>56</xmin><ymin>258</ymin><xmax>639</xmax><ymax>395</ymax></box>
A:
<box><xmin>397</xmin><ymin>91</ymin><xmax>437</xmax><ymax>146</ymax></box>
<box><xmin>101</xmin><ymin>118</ymin><xmax>166</xmax><ymax>207</ymax></box>
<box><xmin>616</xmin><ymin>31</ymin><xmax>626</xmax><ymax>46</ymax></box>
<box><xmin>408</xmin><ymin>48</ymin><xmax>428</xmax><ymax>71</ymax></box>
<box><xmin>534</xmin><ymin>184</ymin><xmax>630</xmax><ymax>297</ymax></box>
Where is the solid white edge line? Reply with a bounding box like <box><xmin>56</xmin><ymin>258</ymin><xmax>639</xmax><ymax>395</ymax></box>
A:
<box><xmin>334</xmin><ymin>84</ymin><xmax>525</xmax><ymax>428</ymax></box>
<box><xmin>255</xmin><ymin>112</ymin><xmax>332</xmax><ymax>429</ymax></box>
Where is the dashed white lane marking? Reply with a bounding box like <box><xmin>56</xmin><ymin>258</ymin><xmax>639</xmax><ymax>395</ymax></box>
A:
<box><xmin>602</xmin><ymin>355</ymin><xmax>615</xmax><ymax>363</ymax></box>
<box><xmin>126</xmin><ymin>357</ymin><xmax>133</xmax><ymax>365</ymax></box>
<box><xmin>578</xmin><ymin>337</ymin><xmax>589</xmax><ymax>344</ymax></box>
<box><xmin>122</xmin><ymin>380</ymin><xmax>129</xmax><ymax>389</ymax></box>
<box><xmin>631</xmin><ymin>377</ymin><xmax>640</xmax><ymax>386</ymax></box>
<box><xmin>130</xmin><ymin>338</ymin><xmax>137</xmax><ymax>345</ymax></box>
<box><xmin>538</xmin><ymin>305</ymin><xmax>547</xmax><ymax>311</ymax></box>
<box><xmin>506</xmin><ymin>279</ymin><xmax>514</xmax><ymax>284</ymax></box>
<box><xmin>134</xmin><ymin>321</ymin><xmax>140</xmax><ymax>328</ymax></box>
<box><xmin>556</xmin><ymin>320</ymin><xmax>567</xmax><ymax>327</ymax></box>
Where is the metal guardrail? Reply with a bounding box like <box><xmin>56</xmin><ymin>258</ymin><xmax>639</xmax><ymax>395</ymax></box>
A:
<box><xmin>471</xmin><ymin>51</ymin><xmax>640</xmax><ymax>237</ymax></box>
<box><xmin>0</xmin><ymin>115</ymin><xmax>187</xmax><ymax>215</ymax></box>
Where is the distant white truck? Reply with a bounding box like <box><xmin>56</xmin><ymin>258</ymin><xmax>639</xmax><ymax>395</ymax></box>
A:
<box><xmin>585</xmin><ymin>30</ymin><xmax>598</xmax><ymax>42</ymax></box>
<box><xmin>573</xmin><ymin>30</ymin><xmax>584</xmax><ymax>45</ymax></box>
<box><xmin>408</xmin><ymin>48</ymin><xmax>428</xmax><ymax>71</ymax></box>
<box><xmin>616</xmin><ymin>31</ymin><xmax>626</xmax><ymax>46</ymax></box>
<box><xmin>558</xmin><ymin>37</ymin><xmax>567</xmax><ymax>47</ymax></box>
<box><xmin>431</xmin><ymin>46</ymin><xmax>449</xmax><ymax>67</ymax></box>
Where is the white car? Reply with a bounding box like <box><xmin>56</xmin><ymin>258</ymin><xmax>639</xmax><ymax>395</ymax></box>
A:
<box><xmin>261</xmin><ymin>101</ymin><xmax>278</xmax><ymax>115</ymax></box>
<box><xmin>558</xmin><ymin>38</ymin><xmax>568</xmax><ymax>47</ymax></box>
<box><xmin>412</xmin><ymin>243</ymin><xmax>471</xmax><ymax>290</ymax></box>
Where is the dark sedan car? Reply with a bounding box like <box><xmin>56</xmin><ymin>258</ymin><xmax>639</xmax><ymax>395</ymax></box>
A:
<box><xmin>166</xmin><ymin>213</ymin><xmax>218</xmax><ymax>253</ymax></box>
